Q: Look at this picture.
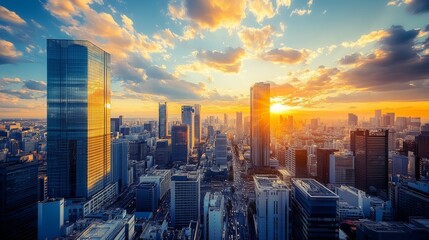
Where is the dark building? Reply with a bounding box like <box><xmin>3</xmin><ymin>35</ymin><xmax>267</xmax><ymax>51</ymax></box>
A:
<box><xmin>111</xmin><ymin>118</ymin><xmax>120</xmax><ymax>133</ymax></box>
<box><xmin>208</xmin><ymin>125</ymin><xmax>214</xmax><ymax>139</ymax></box>
<box><xmin>391</xmin><ymin>180</ymin><xmax>429</xmax><ymax>221</ymax></box>
<box><xmin>155</xmin><ymin>139</ymin><xmax>171</xmax><ymax>167</ymax></box>
<box><xmin>129</xmin><ymin>140</ymin><xmax>149</xmax><ymax>162</ymax></box>
<box><xmin>47</xmin><ymin>39</ymin><xmax>111</xmax><ymax>198</ymax></box>
<box><xmin>136</xmin><ymin>182</ymin><xmax>158</xmax><ymax>213</ymax></box>
<box><xmin>9</xmin><ymin>130</ymin><xmax>22</xmax><ymax>150</ymax></box>
<box><xmin>171</xmin><ymin>125</ymin><xmax>189</xmax><ymax>163</ymax></box>
<box><xmin>158</xmin><ymin>102</ymin><xmax>167</xmax><ymax>138</ymax></box>
<box><xmin>351</xmin><ymin>129</ymin><xmax>388</xmax><ymax>193</ymax></box>
<box><xmin>120</xmin><ymin>127</ymin><xmax>130</xmax><ymax>136</ymax></box>
<box><xmin>291</xmin><ymin>178</ymin><xmax>339</xmax><ymax>240</ymax></box>
<box><xmin>295</xmin><ymin>149</ymin><xmax>308</xmax><ymax>178</ymax></box>
<box><xmin>194</xmin><ymin>104</ymin><xmax>201</xmax><ymax>145</ymax></box>
<box><xmin>143</xmin><ymin>123</ymin><xmax>152</xmax><ymax>132</ymax></box>
<box><xmin>317</xmin><ymin>148</ymin><xmax>338</xmax><ymax>184</ymax></box>
<box><xmin>0</xmin><ymin>159</ymin><xmax>38</xmax><ymax>239</ymax></box>
<box><xmin>416</xmin><ymin>131</ymin><xmax>429</xmax><ymax>180</ymax></box>
<box><xmin>356</xmin><ymin>219</ymin><xmax>429</xmax><ymax>240</ymax></box>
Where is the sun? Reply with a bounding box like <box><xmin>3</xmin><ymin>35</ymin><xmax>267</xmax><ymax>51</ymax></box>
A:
<box><xmin>270</xmin><ymin>103</ymin><xmax>290</xmax><ymax>113</ymax></box>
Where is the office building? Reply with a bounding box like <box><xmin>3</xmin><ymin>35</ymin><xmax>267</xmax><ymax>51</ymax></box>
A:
<box><xmin>291</xmin><ymin>178</ymin><xmax>339</xmax><ymax>240</ymax></box>
<box><xmin>111</xmin><ymin>117</ymin><xmax>120</xmax><ymax>133</ymax></box>
<box><xmin>170</xmin><ymin>173</ymin><xmax>200</xmax><ymax>228</ymax></box>
<box><xmin>223</xmin><ymin>113</ymin><xmax>228</xmax><ymax>127</ymax></box>
<box><xmin>375</xmin><ymin>109</ymin><xmax>382</xmax><ymax>127</ymax></box>
<box><xmin>154</xmin><ymin>139</ymin><xmax>171</xmax><ymax>167</ymax></box>
<box><xmin>207</xmin><ymin>125</ymin><xmax>214</xmax><ymax>139</ymax></box>
<box><xmin>329</xmin><ymin>151</ymin><xmax>355</xmax><ymax>186</ymax></box>
<box><xmin>356</xmin><ymin>219</ymin><xmax>429</xmax><ymax>240</ymax></box>
<box><xmin>316</xmin><ymin>148</ymin><xmax>338</xmax><ymax>184</ymax></box>
<box><xmin>416</xmin><ymin>131</ymin><xmax>429</xmax><ymax>180</ymax></box>
<box><xmin>392</xmin><ymin>154</ymin><xmax>408</xmax><ymax>178</ymax></box>
<box><xmin>140</xmin><ymin>169</ymin><xmax>172</xmax><ymax>202</ymax></box>
<box><xmin>236</xmin><ymin>112</ymin><xmax>243</xmax><ymax>139</ymax></box>
<box><xmin>250</xmin><ymin>82</ymin><xmax>270</xmax><ymax>167</ymax></box>
<box><xmin>159</xmin><ymin>102</ymin><xmax>168</xmax><ymax>138</ymax></box>
<box><xmin>351</xmin><ymin>129</ymin><xmax>388</xmax><ymax>193</ymax></box>
<box><xmin>194</xmin><ymin>104</ymin><xmax>201</xmax><ymax>145</ymax></box>
<box><xmin>181</xmin><ymin>105</ymin><xmax>195</xmax><ymax>150</ymax></box>
<box><xmin>171</xmin><ymin>125</ymin><xmax>190</xmax><ymax>163</ymax></box>
<box><xmin>136</xmin><ymin>182</ymin><xmax>158</xmax><ymax>214</ymax></box>
<box><xmin>203</xmin><ymin>192</ymin><xmax>225</xmax><ymax>240</ymax></box>
<box><xmin>286</xmin><ymin>148</ymin><xmax>308</xmax><ymax>177</ymax></box>
<box><xmin>47</xmin><ymin>39</ymin><xmax>111</xmax><ymax>198</ymax></box>
<box><xmin>348</xmin><ymin>113</ymin><xmax>358</xmax><ymax>127</ymax></box>
<box><xmin>391</xmin><ymin>180</ymin><xmax>429</xmax><ymax>221</ymax></box>
<box><xmin>254</xmin><ymin>175</ymin><xmax>290</xmax><ymax>240</ymax></box>
<box><xmin>129</xmin><ymin>140</ymin><xmax>148</xmax><ymax>162</ymax></box>
<box><xmin>119</xmin><ymin>115</ymin><xmax>124</xmax><ymax>127</ymax></box>
<box><xmin>0</xmin><ymin>159</ymin><xmax>38</xmax><ymax>239</ymax></box>
<box><xmin>215</xmin><ymin>133</ymin><xmax>228</xmax><ymax>167</ymax></box>
<box><xmin>111</xmin><ymin>139</ymin><xmax>129</xmax><ymax>193</ymax></box>
<box><xmin>38</xmin><ymin>198</ymin><xmax>64</xmax><ymax>240</ymax></box>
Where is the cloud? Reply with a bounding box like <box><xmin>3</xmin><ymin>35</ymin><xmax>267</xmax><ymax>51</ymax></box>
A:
<box><xmin>23</xmin><ymin>80</ymin><xmax>47</xmax><ymax>91</ymax></box>
<box><xmin>339</xmin><ymin>53</ymin><xmax>361</xmax><ymax>65</ymax></box>
<box><xmin>0</xmin><ymin>77</ymin><xmax>21</xmax><ymax>85</ymax></box>
<box><xmin>0</xmin><ymin>89</ymin><xmax>38</xmax><ymax>99</ymax></box>
<box><xmin>0</xmin><ymin>40</ymin><xmax>22</xmax><ymax>64</ymax></box>
<box><xmin>238</xmin><ymin>25</ymin><xmax>276</xmax><ymax>52</ymax></box>
<box><xmin>290</xmin><ymin>9</ymin><xmax>312</xmax><ymax>16</ymax></box>
<box><xmin>387</xmin><ymin>0</ymin><xmax>429</xmax><ymax>14</ymax></box>
<box><xmin>275</xmin><ymin>0</ymin><xmax>292</xmax><ymax>12</ymax></box>
<box><xmin>153</xmin><ymin>29</ymin><xmax>177</xmax><ymax>48</ymax></box>
<box><xmin>260</xmin><ymin>47</ymin><xmax>311</xmax><ymax>64</ymax></box>
<box><xmin>340</xmin><ymin>25</ymin><xmax>429</xmax><ymax>91</ymax></box>
<box><xmin>196</xmin><ymin>47</ymin><xmax>246</xmax><ymax>73</ymax></box>
<box><xmin>0</xmin><ymin>6</ymin><xmax>26</xmax><ymax>25</ymax></box>
<box><xmin>342</xmin><ymin>30</ymin><xmax>390</xmax><ymax>48</ymax></box>
<box><xmin>248</xmin><ymin>0</ymin><xmax>275</xmax><ymax>23</ymax></box>
<box><xmin>44</xmin><ymin>0</ymin><xmax>98</xmax><ymax>23</ymax></box>
<box><xmin>168</xmin><ymin>0</ymin><xmax>246</xmax><ymax>30</ymax></box>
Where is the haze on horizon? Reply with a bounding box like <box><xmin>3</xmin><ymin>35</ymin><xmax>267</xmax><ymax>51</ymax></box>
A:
<box><xmin>0</xmin><ymin>0</ymin><xmax>429</xmax><ymax>119</ymax></box>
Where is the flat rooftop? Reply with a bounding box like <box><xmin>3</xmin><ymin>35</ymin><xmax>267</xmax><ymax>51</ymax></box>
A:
<box><xmin>78</xmin><ymin>220</ymin><xmax>123</xmax><ymax>240</ymax></box>
<box><xmin>254</xmin><ymin>175</ymin><xmax>288</xmax><ymax>190</ymax></box>
<box><xmin>293</xmin><ymin>178</ymin><xmax>338</xmax><ymax>198</ymax></box>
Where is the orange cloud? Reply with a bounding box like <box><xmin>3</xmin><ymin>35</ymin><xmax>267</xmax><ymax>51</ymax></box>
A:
<box><xmin>168</xmin><ymin>0</ymin><xmax>246</xmax><ymax>30</ymax></box>
<box><xmin>342</xmin><ymin>30</ymin><xmax>390</xmax><ymax>48</ymax></box>
<box><xmin>0</xmin><ymin>40</ymin><xmax>22</xmax><ymax>64</ymax></box>
<box><xmin>248</xmin><ymin>0</ymin><xmax>275</xmax><ymax>23</ymax></box>
<box><xmin>0</xmin><ymin>6</ymin><xmax>26</xmax><ymax>25</ymax></box>
<box><xmin>238</xmin><ymin>25</ymin><xmax>276</xmax><ymax>52</ymax></box>
<box><xmin>197</xmin><ymin>47</ymin><xmax>246</xmax><ymax>73</ymax></box>
<box><xmin>153</xmin><ymin>29</ymin><xmax>178</xmax><ymax>48</ymax></box>
<box><xmin>260</xmin><ymin>47</ymin><xmax>311</xmax><ymax>64</ymax></box>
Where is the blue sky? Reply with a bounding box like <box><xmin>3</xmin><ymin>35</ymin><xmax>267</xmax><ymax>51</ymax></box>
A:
<box><xmin>0</xmin><ymin>0</ymin><xmax>428</xmax><ymax>119</ymax></box>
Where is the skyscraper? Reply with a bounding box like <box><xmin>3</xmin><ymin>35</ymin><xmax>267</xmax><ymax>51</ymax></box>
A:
<box><xmin>111</xmin><ymin>139</ymin><xmax>129</xmax><ymax>193</ymax></box>
<box><xmin>181</xmin><ymin>105</ymin><xmax>195</xmax><ymax>150</ymax></box>
<box><xmin>291</xmin><ymin>178</ymin><xmax>339</xmax><ymax>240</ymax></box>
<box><xmin>47</xmin><ymin>39</ymin><xmax>111</xmax><ymax>198</ymax></box>
<box><xmin>203</xmin><ymin>192</ymin><xmax>225</xmax><ymax>240</ymax></box>
<box><xmin>316</xmin><ymin>148</ymin><xmax>338</xmax><ymax>184</ymax></box>
<box><xmin>348</xmin><ymin>113</ymin><xmax>358</xmax><ymax>127</ymax></box>
<box><xmin>254</xmin><ymin>175</ymin><xmax>290</xmax><ymax>240</ymax></box>
<box><xmin>215</xmin><ymin>133</ymin><xmax>227</xmax><ymax>167</ymax></box>
<box><xmin>251</xmin><ymin>82</ymin><xmax>270</xmax><ymax>167</ymax></box>
<box><xmin>171</xmin><ymin>125</ymin><xmax>189</xmax><ymax>163</ymax></box>
<box><xmin>351</xmin><ymin>129</ymin><xmax>388</xmax><ymax>193</ymax></box>
<box><xmin>194</xmin><ymin>104</ymin><xmax>201</xmax><ymax>145</ymax></box>
<box><xmin>0</xmin><ymin>159</ymin><xmax>38</xmax><ymax>239</ymax></box>
<box><xmin>159</xmin><ymin>102</ymin><xmax>167</xmax><ymax>139</ymax></box>
<box><xmin>329</xmin><ymin>151</ymin><xmax>355</xmax><ymax>186</ymax></box>
<box><xmin>170</xmin><ymin>173</ymin><xmax>200</xmax><ymax>228</ymax></box>
<box><xmin>236</xmin><ymin>112</ymin><xmax>243</xmax><ymax>139</ymax></box>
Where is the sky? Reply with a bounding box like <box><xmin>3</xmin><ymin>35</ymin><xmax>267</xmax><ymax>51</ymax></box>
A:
<box><xmin>0</xmin><ymin>0</ymin><xmax>429</xmax><ymax>120</ymax></box>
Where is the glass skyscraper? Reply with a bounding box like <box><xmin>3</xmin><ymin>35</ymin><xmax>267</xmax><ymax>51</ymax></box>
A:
<box><xmin>47</xmin><ymin>39</ymin><xmax>111</xmax><ymax>198</ymax></box>
<box><xmin>158</xmin><ymin>102</ymin><xmax>167</xmax><ymax>138</ymax></box>
<box><xmin>181</xmin><ymin>105</ymin><xmax>195</xmax><ymax>150</ymax></box>
<box><xmin>251</xmin><ymin>82</ymin><xmax>270</xmax><ymax>167</ymax></box>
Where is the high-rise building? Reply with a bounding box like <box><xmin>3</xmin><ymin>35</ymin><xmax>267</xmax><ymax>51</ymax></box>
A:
<box><xmin>254</xmin><ymin>175</ymin><xmax>290</xmax><ymax>240</ymax></box>
<box><xmin>194</xmin><ymin>104</ymin><xmax>201</xmax><ymax>145</ymax></box>
<box><xmin>310</xmin><ymin>118</ymin><xmax>318</xmax><ymax>130</ymax></box>
<box><xmin>129</xmin><ymin>140</ymin><xmax>148</xmax><ymax>162</ymax></box>
<box><xmin>348</xmin><ymin>113</ymin><xmax>358</xmax><ymax>127</ymax></box>
<box><xmin>391</xmin><ymin>180</ymin><xmax>429</xmax><ymax>221</ymax></box>
<box><xmin>203</xmin><ymin>192</ymin><xmax>225</xmax><ymax>240</ymax></box>
<box><xmin>171</xmin><ymin>125</ymin><xmax>189</xmax><ymax>163</ymax></box>
<box><xmin>0</xmin><ymin>159</ymin><xmax>38</xmax><ymax>239</ymax></box>
<box><xmin>170</xmin><ymin>173</ymin><xmax>200</xmax><ymax>228</ymax></box>
<box><xmin>136</xmin><ymin>182</ymin><xmax>158</xmax><ymax>214</ymax></box>
<box><xmin>181</xmin><ymin>105</ymin><xmax>195</xmax><ymax>150</ymax></box>
<box><xmin>236</xmin><ymin>112</ymin><xmax>243</xmax><ymax>139</ymax></box>
<box><xmin>223</xmin><ymin>113</ymin><xmax>228</xmax><ymax>127</ymax></box>
<box><xmin>207</xmin><ymin>125</ymin><xmax>214</xmax><ymax>139</ymax></box>
<box><xmin>286</xmin><ymin>148</ymin><xmax>308</xmax><ymax>177</ymax></box>
<box><xmin>416</xmin><ymin>130</ymin><xmax>429</xmax><ymax>180</ymax></box>
<box><xmin>119</xmin><ymin>115</ymin><xmax>124</xmax><ymax>127</ymax></box>
<box><xmin>251</xmin><ymin>82</ymin><xmax>270</xmax><ymax>167</ymax></box>
<box><xmin>215</xmin><ymin>133</ymin><xmax>228</xmax><ymax>167</ymax></box>
<box><xmin>159</xmin><ymin>102</ymin><xmax>168</xmax><ymax>138</ymax></box>
<box><xmin>47</xmin><ymin>39</ymin><xmax>111</xmax><ymax>198</ymax></box>
<box><xmin>351</xmin><ymin>129</ymin><xmax>388</xmax><ymax>193</ymax></box>
<box><xmin>375</xmin><ymin>109</ymin><xmax>382</xmax><ymax>127</ymax></box>
<box><xmin>110</xmin><ymin>118</ymin><xmax>120</xmax><ymax>133</ymax></box>
<box><xmin>111</xmin><ymin>139</ymin><xmax>129</xmax><ymax>193</ymax></box>
<box><xmin>316</xmin><ymin>148</ymin><xmax>338</xmax><ymax>184</ymax></box>
<box><xmin>291</xmin><ymin>178</ymin><xmax>339</xmax><ymax>240</ymax></box>
<box><xmin>139</xmin><ymin>169</ymin><xmax>172</xmax><ymax>202</ymax></box>
<box><xmin>329</xmin><ymin>151</ymin><xmax>355</xmax><ymax>186</ymax></box>
<box><xmin>154</xmin><ymin>139</ymin><xmax>171</xmax><ymax>167</ymax></box>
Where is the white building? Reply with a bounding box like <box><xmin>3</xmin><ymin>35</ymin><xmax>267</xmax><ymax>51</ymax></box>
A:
<box><xmin>254</xmin><ymin>175</ymin><xmax>290</xmax><ymax>240</ymax></box>
<box><xmin>307</xmin><ymin>153</ymin><xmax>317</xmax><ymax>177</ymax></box>
<box><xmin>203</xmin><ymin>192</ymin><xmax>225</xmax><ymax>240</ymax></box>
<box><xmin>38</xmin><ymin>198</ymin><xmax>64</xmax><ymax>240</ymax></box>
<box><xmin>140</xmin><ymin>169</ymin><xmax>172</xmax><ymax>201</ymax></box>
<box><xmin>329</xmin><ymin>151</ymin><xmax>355</xmax><ymax>186</ymax></box>
<box><xmin>285</xmin><ymin>148</ymin><xmax>296</xmax><ymax>176</ymax></box>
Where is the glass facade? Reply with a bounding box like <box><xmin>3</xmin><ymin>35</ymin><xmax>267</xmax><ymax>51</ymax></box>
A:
<box><xmin>47</xmin><ymin>39</ymin><xmax>111</xmax><ymax>198</ymax></box>
<box><xmin>251</xmin><ymin>82</ymin><xmax>270</xmax><ymax>167</ymax></box>
<box><xmin>158</xmin><ymin>102</ymin><xmax>167</xmax><ymax>138</ymax></box>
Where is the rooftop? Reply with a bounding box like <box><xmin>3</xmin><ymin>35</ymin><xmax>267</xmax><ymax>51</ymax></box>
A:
<box><xmin>293</xmin><ymin>178</ymin><xmax>338</xmax><ymax>198</ymax></box>
<box><xmin>254</xmin><ymin>175</ymin><xmax>288</xmax><ymax>190</ymax></box>
<box><xmin>78</xmin><ymin>220</ymin><xmax>123</xmax><ymax>240</ymax></box>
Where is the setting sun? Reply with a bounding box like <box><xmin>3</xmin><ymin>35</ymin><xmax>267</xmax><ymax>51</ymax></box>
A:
<box><xmin>270</xmin><ymin>103</ymin><xmax>290</xmax><ymax>113</ymax></box>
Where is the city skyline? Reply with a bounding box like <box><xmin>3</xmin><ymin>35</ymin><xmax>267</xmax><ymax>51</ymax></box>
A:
<box><xmin>1</xmin><ymin>0</ymin><xmax>429</xmax><ymax>119</ymax></box>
